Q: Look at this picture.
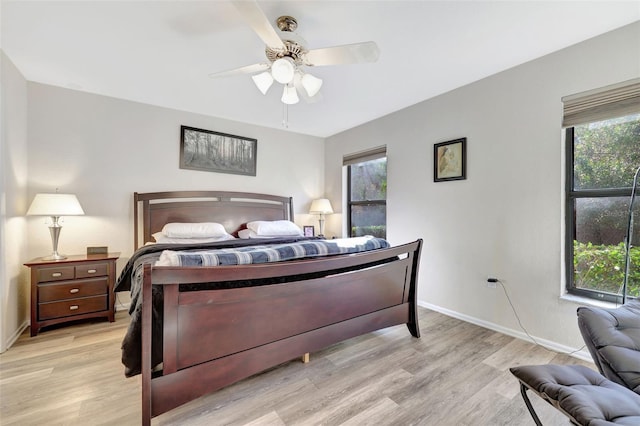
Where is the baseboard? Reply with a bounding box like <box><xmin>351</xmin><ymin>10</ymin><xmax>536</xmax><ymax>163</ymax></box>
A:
<box><xmin>417</xmin><ymin>300</ymin><xmax>593</xmax><ymax>363</ymax></box>
<box><xmin>1</xmin><ymin>320</ymin><xmax>29</xmax><ymax>353</ymax></box>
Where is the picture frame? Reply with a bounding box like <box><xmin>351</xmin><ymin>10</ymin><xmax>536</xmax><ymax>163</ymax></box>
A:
<box><xmin>180</xmin><ymin>125</ymin><xmax>257</xmax><ymax>176</ymax></box>
<box><xmin>434</xmin><ymin>137</ymin><xmax>466</xmax><ymax>182</ymax></box>
<box><xmin>303</xmin><ymin>226</ymin><xmax>315</xmax><ymax>237</ymax></box>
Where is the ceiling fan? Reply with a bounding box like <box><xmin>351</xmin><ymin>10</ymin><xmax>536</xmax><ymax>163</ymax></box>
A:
<box><xmin>209</xmin><ymin>0</ymin><xmax>380</xmax><ymax>106</ymax></box>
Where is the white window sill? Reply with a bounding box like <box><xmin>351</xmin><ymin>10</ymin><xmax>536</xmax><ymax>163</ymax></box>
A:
<box><xmin>560</xmin><ymin>293</ymin><xmax>622</xmax><ymax>309</ymax></box>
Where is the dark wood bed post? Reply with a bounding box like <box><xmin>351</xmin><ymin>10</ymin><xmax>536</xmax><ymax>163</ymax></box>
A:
<box><xmin>141</xmin><ymin>263</ymin><xmax>152</xmax><ymax>426</ymax></box>
<box><xmin>287</xmin><ymin>196</ymin><xmax>294</xmax><ymax>222</ymax></box>
<box><xmin>407</xmin><ymin>240</ymin><xmax>422</xmax><ymax>338</ymax></box>
<box><xmin>133</xmin><ymin>192</ymin><xmax>139</xmax><ymax>251</ymax></box>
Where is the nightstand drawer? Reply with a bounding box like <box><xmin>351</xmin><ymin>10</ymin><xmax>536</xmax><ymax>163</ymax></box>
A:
<box><xmin>39</xmin><ymin>278</ymin><xmax>108</xmax><ymax>303</ymax></box>
<box><xmin>39</xmin><ymin>295</ymin><xmax>108</xmax><ymax>320</ymax></box>
<box><xmin>76</xmin><ymin>263</ymin><xmax>108</xmax><ymax>278</ymax></box>
<box><xmin>37</xmin><ymin>266</ymin><xmax>75</xmax><ymax>283</ymax></box>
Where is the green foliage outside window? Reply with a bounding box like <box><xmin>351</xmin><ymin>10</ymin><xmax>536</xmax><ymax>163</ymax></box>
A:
<box><xmin>351</xmin><ymin>225</ymin><xmax>386</xmax><ymax>238</ymax></box>
<box><xmin>350</xmin><ymin>159</ymin><xmax>387</xmax><ymax>201</ymax></box>
<box><xmin>574</xmin><ymin>241</ymin><xmax>640</xmax><ymax>298</ymax></box>
<box><xmin>574</xmin><ymin>115</ymin><xmax>640</xmax><ymax>190</ymax></box>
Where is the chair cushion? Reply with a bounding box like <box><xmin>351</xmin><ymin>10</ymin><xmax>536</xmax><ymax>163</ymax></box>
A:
<box><xmin>510</xmin><ymin>364</ymin><xmax>640</xmax><ymax>425</ymax></box>
<box><xmin>578</xmin><ymin>299</ymin><xmax>640</xmax><ymax>393</ymax></box>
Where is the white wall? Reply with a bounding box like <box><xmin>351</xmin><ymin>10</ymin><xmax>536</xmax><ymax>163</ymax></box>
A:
<box><xmin>326</xmin><ymin>22</ymin><xmax>640</xmax><ymax>353</ymax></box>
<box><xmin>0</xmin><ymin>50</ymin><xmax>29</xmax><ymax>352</ymax></box>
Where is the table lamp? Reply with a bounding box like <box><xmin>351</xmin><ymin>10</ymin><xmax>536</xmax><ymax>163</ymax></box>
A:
<box><xmin>309</xmin><ymin>198</ymin><xmax>333</xmax><ymax>237</ymax></box>
<box><xmin>27</xmin><ymin>193</ymin><xmax>84</xmax><ymax>260</ymax></box>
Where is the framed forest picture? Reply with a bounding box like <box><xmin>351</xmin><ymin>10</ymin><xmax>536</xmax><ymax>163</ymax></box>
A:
<box><xmin>180</xmin><ymin>126</ymin><xmax>257</xmax><ymax>176</ymax></box>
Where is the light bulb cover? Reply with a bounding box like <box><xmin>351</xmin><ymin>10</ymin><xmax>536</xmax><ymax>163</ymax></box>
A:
<box><xmin>271</xmin><ymin>57</ymin><xmax>296</xmax><ymax>84</ymax></box>
<box><xmin>301</xmin><ymin>73</ymin><xmax>323</xmax><ymax>97</ymax></box>
<box><xmin>251</xmin><ymin>71</ymin><xmax>274</xmax><ymax>95</ymax></box>
<box><xmin>281</xmin><ymin>84</ymin><xmax>299</xmax><ymax>105</ymax></box>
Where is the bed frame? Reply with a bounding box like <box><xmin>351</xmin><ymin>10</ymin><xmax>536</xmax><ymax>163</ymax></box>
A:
<box><xmin>133</xmin><ymin>191</ymin><xmax>422</xmax><ymax>425</ymax></box>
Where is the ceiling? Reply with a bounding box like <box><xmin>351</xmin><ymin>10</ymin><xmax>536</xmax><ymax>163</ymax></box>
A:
<box><xmin>2</xmin><ymin>1</ymin><xmax>639</xmax><ymax>138</ymax></box>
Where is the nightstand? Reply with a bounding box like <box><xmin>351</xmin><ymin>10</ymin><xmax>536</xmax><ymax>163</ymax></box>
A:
<box><xmin>24</xmin><ymin>252</ymin><xmax>120</xmax><ymax>336</ymax></box>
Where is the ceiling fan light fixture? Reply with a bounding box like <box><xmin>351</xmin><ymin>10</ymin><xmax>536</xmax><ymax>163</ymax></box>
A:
<box><xmin>301</xmin><ymin>72</ymin><xmax>323</xmax><ymax>97</ymax></box>
<box><xmin>271</xmin><ymin>57</ymin><xmax>296</xmax><ymax>84</ymax></box>
<box><xmin>281</xmin><ymin>84</ymin><xmax>299</xmax><ymax>105</ymax></box>
<box><xmin>251</xmin><ymin>71</ymin><xmax>273</xmax><ymax>95</ymax></box>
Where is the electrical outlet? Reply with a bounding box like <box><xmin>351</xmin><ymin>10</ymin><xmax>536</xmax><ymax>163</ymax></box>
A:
<box><xmin>487</xmin><ymin>277</ymin><xmax>498</xmax><ymax>288</ymax></box>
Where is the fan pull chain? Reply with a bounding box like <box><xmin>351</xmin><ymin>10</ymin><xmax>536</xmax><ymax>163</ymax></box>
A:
<box><xmin>282</xmin><ymin>103</ymin><xmax>289</xmax><ymax>128</ymax></box>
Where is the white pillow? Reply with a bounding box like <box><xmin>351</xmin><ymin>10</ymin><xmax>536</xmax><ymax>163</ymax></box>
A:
<box><xmin>238</xmin><ymin>229</ymin><xmax>275</xmax><ymax>239</ymax></box>
<box><xmin>161</xmin><ymin>222</ymin><xmax>228</xmax><ymax>238</ymax></box>
<box><xmin>152</xmin><ymin>232</ymin><xmax>235</xmax><ymax>244</ymax></box>
<box><xmin>246</xmin><ymin>220</ymin><xmax>303</xmax><ymax>236</ymax></box>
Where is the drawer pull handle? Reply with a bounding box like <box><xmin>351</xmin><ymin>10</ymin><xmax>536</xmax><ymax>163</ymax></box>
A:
<box><xmin>51</xmin><ymin>272</ymin><xmax>62</xmax><ymax>278</ymax></box>
<box><xmin>69</xmin><ymin>288</ymin><xmax>80</xmax><ymax>294</ymax></box>
<box><xmin>69</xmin><ymin>305</ymin><xmax>79</xmax><ymax>310</ymax></box>
<box><xmin>87</xmin><ymin>269</ymin><xmax>97</xmax><ymax>274</ymax></box>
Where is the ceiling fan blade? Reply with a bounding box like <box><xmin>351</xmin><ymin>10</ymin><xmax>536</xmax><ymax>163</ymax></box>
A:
<box><xmin>208</xmin><ymin>63</ymin><xmax>270</xmax><ymax>78</ymax></box>
<box><xmin>305</xmin><ymin>41</ymin><xmax>380</xmax><ymax>66</ymax></box>
<box><xmin>231</xmin><ymin>0</ymin><xmax>285</xmax><ymax>49</ymax></box>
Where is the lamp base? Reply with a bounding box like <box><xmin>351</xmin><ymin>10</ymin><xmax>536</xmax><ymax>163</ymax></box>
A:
<box><xmin>44</xmin><ymin>218</ymin><xmax>66</xmax><ymax>261</ymax></box>
<box><xmin>318</xmin><ymin>217</ymin><xmax>325</xmax><ymax>238</ymax></box>
<box><xmin>42</xmin><ymin>253</ymin><xmax>67</xmax><ymax>261</ymax></box>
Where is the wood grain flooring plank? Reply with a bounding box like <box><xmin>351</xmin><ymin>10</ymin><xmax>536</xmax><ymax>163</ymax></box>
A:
<box><xmin>157</xmin><ymin>376</ymin><xmax>316</xmax><ymax>425</ymax></box>
<box><xmin>482</xmin><ymin>338</ymin><xmax>556</xmax><ymax>371</ymax></box>
<box><xmin>277</xmin><ymin>367</ymin><xmax>414</xmax><ymax>425</ymax></box>
<box><xmin>244</xmin><ymin>411</ymin><xmax>286</xmax><ymax>426</ymax></box>
<box><xmin>337</xmin><ymin>397</ymin><xmax>401</xmax><ymax>426</ymax></box>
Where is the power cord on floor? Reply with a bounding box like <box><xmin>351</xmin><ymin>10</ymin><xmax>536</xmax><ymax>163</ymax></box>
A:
<box><xmin>494</xmin><ymin>278</ymin><xmax>586</xmax><ymax>356</ymax></box>
<box><xmin>115</xmin><ymin>292</ymin><xmax>130</xmax><ymax>313</ymax></box>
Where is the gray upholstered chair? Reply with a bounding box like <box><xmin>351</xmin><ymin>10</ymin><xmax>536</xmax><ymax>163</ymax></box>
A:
<box><xmin>578</xmin><ymin>299</ymin><xmax>640</xmax><ymax>393</ymax></box>
<box><xmin>510</xmin><ymin>299</ymin><xmax>640</xmax><ymax>425</ymax></box>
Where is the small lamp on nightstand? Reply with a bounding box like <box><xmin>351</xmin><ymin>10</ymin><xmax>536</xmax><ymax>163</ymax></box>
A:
<box><xmin>309</xmin><ymin>198</ymin><xmax>333</xmax><ymax>237</ymax></box>
<box><xmin>27</xmin><ymin>192</ymin><xmax>84</xmax><ymax>260</ymax></box>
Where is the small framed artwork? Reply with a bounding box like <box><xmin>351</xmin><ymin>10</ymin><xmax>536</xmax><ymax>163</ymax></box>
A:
<box><xmin>180</xmin><ymin>125</ymin><xmax>257</xmax><ymax>176</ymax></box>
<box><xmin>303</xmin><ymin>226</ymin><xmax>315</xmax><ymax>237</ymax></box>
<box><xmin>434</xmin><ymin>137</ymin><xmax>466</xmax><ymax>182</ymax></box>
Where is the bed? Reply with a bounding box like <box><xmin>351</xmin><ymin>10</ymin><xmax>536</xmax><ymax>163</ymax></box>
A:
<box><xmin>116</xmin><ymin>191</ymin><xmax>422</xmax><ymax>425</ymax></box>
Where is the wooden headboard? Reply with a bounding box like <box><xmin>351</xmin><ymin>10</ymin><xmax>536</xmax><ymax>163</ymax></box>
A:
<box><xmin>133</xmin><ymin>191</ymin><xmax>294</xmax><ymax>249</ymax></box>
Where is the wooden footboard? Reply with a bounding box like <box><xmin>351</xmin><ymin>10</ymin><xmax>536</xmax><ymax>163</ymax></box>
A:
<box><xmin>141</xmin><ymin>239</ymin><xmax>422</xmax><ymax>425</ymax></box>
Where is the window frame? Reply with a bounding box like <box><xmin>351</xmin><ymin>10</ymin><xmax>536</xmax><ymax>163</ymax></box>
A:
<box><xmin>565</xmin><ymin>126</ymin><xmax>634</xmax><ymax>304</ymax></box>
<box><xmin>342</xmin><ymin>149</ymin><xmax>389</xmax><ymax>237</ymax></box>
<box><xmin>345</xmin><ymin>156</ymin><xmax>387</xmax><ymax>238</ymax></box>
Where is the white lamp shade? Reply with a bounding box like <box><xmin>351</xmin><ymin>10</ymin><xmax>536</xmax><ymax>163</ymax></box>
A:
<box><xmin>281</xmin><ymin>84</ymin><xmax>299</xmax><ymax>105</ymax></box>
<box><xmin>27</xmin><ymin>193</ymin><xmax>84</xmax><ymax>216</ymax></box>
<box><xmin>252</xmin><ymin>71</ymin><xmax>274</xmax><ymax>95</ymax></box>
<box><xmin>309</xmin><ymin>198</ymin><xmax>334</xmax><ymax>214</ymax></box>
<box><xmin>271</xmin><ymin>57</ymin><xmax>296</xmax><ymax>84</ymax></box>
<box><xmin>301</xmin><ymin>73</ymin><xmax>323</xmax><ymax>97</ymax></box>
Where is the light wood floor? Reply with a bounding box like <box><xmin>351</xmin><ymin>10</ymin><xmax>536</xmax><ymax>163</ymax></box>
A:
<box><xmin>0</xmin><ymin>307</ymin><xmax>593</xmax><ymax>426</ymax></box>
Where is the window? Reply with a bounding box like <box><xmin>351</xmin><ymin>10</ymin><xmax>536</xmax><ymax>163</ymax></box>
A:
<box><xmin>344</xmin><ymin>147</ymin><xmax>387</xmax><ymax>238</ymax></box>
<box><xmin>565</xmin><ymin>79</ymin><xmax>640</xmax><ymax>303</ymax></box>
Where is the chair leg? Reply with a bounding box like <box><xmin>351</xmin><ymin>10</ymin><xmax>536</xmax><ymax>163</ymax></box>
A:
<box><xmin>519</xmin><ymin>383</ymin><xmax>543</xmax><ymax>426</ymax></box>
